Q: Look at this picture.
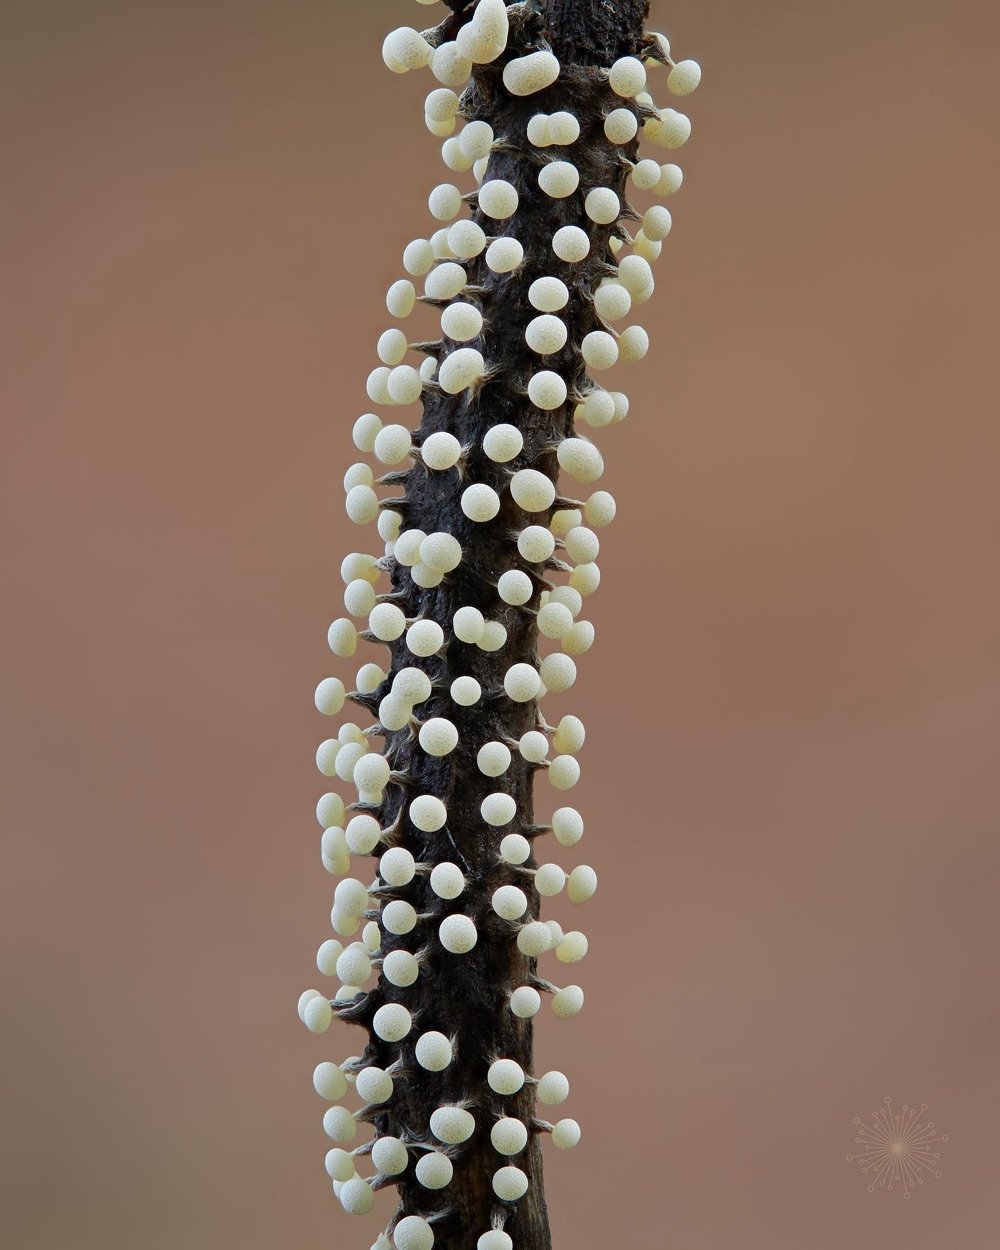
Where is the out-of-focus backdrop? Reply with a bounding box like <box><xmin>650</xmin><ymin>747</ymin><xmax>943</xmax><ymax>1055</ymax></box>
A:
<box><xmin>2</xmin><ymin>1</ymin><xmax>999</xmax><ymax>1246</ymax></box>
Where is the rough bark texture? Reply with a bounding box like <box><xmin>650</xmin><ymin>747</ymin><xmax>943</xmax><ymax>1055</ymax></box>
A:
<box><xmin>334</xmin><ymin>3</ymin><xmax>650</xmax><ymax>1248</ymax></box>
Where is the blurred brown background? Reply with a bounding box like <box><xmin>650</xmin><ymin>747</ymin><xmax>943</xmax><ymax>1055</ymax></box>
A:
<box><xmin>2</xmin><ymin>0</ymin><xmax>999</xmax><ymax>1246</ymax></box>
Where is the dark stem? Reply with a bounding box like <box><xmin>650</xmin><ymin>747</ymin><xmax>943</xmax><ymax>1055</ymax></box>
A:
<box><xmin>341</xmin><ymin>3</ymin><xmax>650</xmax><ymax>1248</ymax></box>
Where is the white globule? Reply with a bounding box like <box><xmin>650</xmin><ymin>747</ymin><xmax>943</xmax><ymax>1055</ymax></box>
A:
<box><xmin>511</xmin><ymin>468</ymin><xmax>556</xmax><ymax>512</ymax></box>
<box><xmin>373</xmin><ymin>1003</ymin><xmax>412</xmax><ymax>1043</ymax></box>
<box><xmin>527</xmin><ymin>112</ymin><xmax>553</xmax><ymax>146</ymax></box>
<box><xmin>529</xmin><ymin>276</ymin><xmax>570</xmax><ymax>312</ymax></box>
<box><xmin>406</xmin><ymin>619</ymin><xmax>444</xmax><ymax>657</ymax></box>
<box><xmin>460</xmin><ymin>119</ymin><xmax>494</xmax><ymax>160</ymax></box>
<box><xmin>303</xmin><ymin>996</ymin><xmax>333</xmax><ymax>1034</ymax></box>
<box><xmin>538</xmin><ymin>160</ymin><xmax>580</xmax><ymax>199</ymax></box>
<box><xmin>379</xmin><ymin>847</ymin><xmax>416</xmax><ymax>888</ymax></box>
<box><xmin>461</xmin><ymin>483</ymin><xmax>501</xmax><ymax>522</ymax></box>
<box><xmin>378</xmin><ymin>328</ymin><xmax>408</xmax><ymax>365</ymax></box>
<box><xmin>549</xmin><ymin>754</ymin><xmax>581</xmax><ymax>790</ymax></box>
<box><xmin>618</xmin><ymin>324</ymin><xmax>650</xmax><ymax>363</ymax></box>
<box><xmin>355</xmin><ymin>1065</ymin><xmax>393</xmax><ymax>1105</ymax></box>
<box><xmin>393</xmin><ymin>666</ymin><xmax>432</xmax><ymax>702</ymax></box>
<box><xmin>491</xmin><ymin>1116</ymin><xmax>529</xmax><ymax>1155</ymax></box>
<box><xmin>557</xmin><ymin>437</ymin><xmax>605</xmax><ymax>483</ymax></box>
<box><xmin>552</xmin><ymin>225</ymin><xmax>590</xmax><ymax>263</ymax></box>
<box><xmin>528</xmin><ymin>370</ymin><xmax>568</xmax><ymax>412</ymax></box>
<box><xmin>643</xmin><ymin>203</ymin><xmax>673</xmax><ymax>240</ymax></box>
<box><xmin>323</xmin><ymin>1104</ymin><xmax>356</xmax><ymax>1142</ymax></box>
<box><xmin>419</xmin><ymin>717</ymin><xmax>459</xmax><ymax>757</ymax></box>
<box><xmin>510</xmin><ymin>985</ymin><xmax>542</xmax><ymax>1018</ymax></box>
<box><xmin>339</xmin><ymin>1176</ymin><xmax>375</xmax><ymax>1216</ymax></box>
<box><xmin>570</xmin><ymin>562</ymin><xmax>601</xmax><ymax>596</ymax></box>
<box><xmin>461</xmin><ymin>0</ymin><xmax>509</xmax><ymax>64</ymax></box>
<box><xmin>382</xmin><ymin>949</ymin><xmax>420</xmax><ymax>987</ymax></box>
<box><xmin>441</xmin><ymin>301</ymin><xmax>484</xmax><ymax>343</ymax></box>
<box><xmin>343</xmin><ymin>578</ymin><xmax>376</xmax><ymax>617</ymax></box>
<box><xmin>478</xmin><ymin>740</ymin><xmax>512</xmax><ymax>777</ymax></box>
<box><xmin>453</xmin><ymin>604</ymin><xmax>486</xmax><ymax>644</ymax></box>
<box><xmin>668</xmin><ymin>58</ymin><xmax>703</xmax><ymax>96</ymax></box>
<box><xmin>551</xmin><ymin>805</ymin><xmax>584</xmax><ymax>846</ymax></box>
<box><xmin>439</xmin><ymin>913</ymin><xmax>478</xmax><ymax>954</ymax></box>
<box><xmin>394</xmin><ymin>529</ymin><xmax>425</xmax><ymax>567</ymax></box>
<box><xmin>581</xmin><ymin>330</ymin><xmax>619</xmax><ymax>371</ymax></box>
<box><xmin>617</xmin><ymin>253</ymin><xmax>654</xmax><ymax>300</ymax></box>
<box><xmin>517</xmin><ymin>525</ymin><xmax>556</xmax><ymax>563</ymax></box>
<box><xmin>552</xmin><ymin>983</ymin><xmax>585</xmax><ymax>1018</ymax></box>
<box><xmin>502</xmin><ymin>50</ymin><xmax>560</xmax><ymax>97</ymax></box>
<box><xmin>430</xmin><ymin>1105</ymin><xmax>476</xmax><ymax>1145</ymax></box>
<box><xmin>585</xmin><ymin>489</ymin><xmax>617</xmax><ymax>527</ymax></box>
<box><xmin>534</xmin><ymin>863</ymin><xmax>566</xmax><ymax>897</ymax></box>
<box><xmin>593</xmin><ymin>282</ymin><xmax>632</xmax><ymax>323</ymax></box>
<box><xmin>451</xmin><ymin>675</ymin><xmax>482</xmax><ymax>705</ymax></box>
<box><xmin>421</xmin><ymin>430</ymin><xmax>462</xmax><ymax>470</ymax></box>
<box><xmin>353</xmin><ymin>413</ymin><xmax>382</xmax><ymax>453</ymax></box>
<box><xmin>504</xmin><ymin>662</ymin><xmax>541</xmax><ymax>704</ymax></box>
<box><xmin>493</xmin><ymin>1166</ymin><xmax>529</xmax><ymax>1202</ymax></box>
<box><xmin>585</xmin><ymin>187</ymin><xmax>621</xmax><ymax>225</ymax></box>
<box><xmin>382</xmin><ymin>27</ymin><xmax>432</xmax><ymax>74</ymax></box>
<box><xmin>325</xmin><ymin>1146</ymin><xmax>355</xmax><ymax>1182</ymax></box>
<box><xmin>483</xmin><ymin>423</ymin><xmax>523</xmax><ymax>463</ymax></box>
<box><xmin>415</xmin><ymin>1151</ymin><xmax>454</xmax><ymax>1190</ymax></box>
<box><xmin>565</xmin><ymin>526</ymin><xmax>600</xmax><ymax>564</ymax></box>
<box><xmin>382</xmin><ymin>900</ymin><xmax>418</xmax><ymax>935</ymax></box>
<box><xmin>345</xmin><ymin>485</ymin><xmax>378</xmax><ymax>526</ymax></box>
<box><xmin>608</xmin><ymin>55</ymin><xmax>646</xmax><ymax>97</ymax></box>
<box><xmin>387</xmin><ymin>366</ymin><xmax>423</xmax><ymax>407</ymax></box>
<box><xmin>519</xmin><ymin>729</ymin><xmax>549</xmax><ymax>762</ymax></box>
<box><xmin>428</xmin><ymin>182</ymin><xmax>462</xmax><ymax>221</ymax></box>
<box><xmin>548</xmin><ymin>110</ymin><xmax>581</xmax><ymax>145</ymax></box>
<box><xmin>424</xmin><ymin>87</ymin><xmax>459</xmax><ymax>123</ymax></box>
<box><xmin>478</xmin><ymin>179</ymin><xmax>519</xmax><ymax>220</ymax></box>
<box><xmin>442</xmin><ymin>135</ymin><xmax>474</xmax><ymax>173</ymax></box>
<box><xmin>372</xmin><ymin>1135</ymin><xmax>409</xmax><ymax>1176</ymax></box>
<box><xmin>517</xmin><ymin>921</ymin><xmax>553</xmax><ymax>957</ymax></box>
<box><xmin>480</xmin><ymin>621</ymin><xmax>508</xmax><ymax>651</ymax></box>
<box><xmin>425</xmin><ymin>262</ymin><xmax>468</xmax><ymax>301</ymax></box>
<box><xmin>537</xmin><ymin>602</ymin><xmax>572</xmax><ymax>639</ymax></box>
<box><xmin>567</xmin><ymin>864</ymin><xmax>598</xmax><ymax>903</ymax></box>
<box><xmin>336</xmin><ymin>943</ymin><xmax>372</xmax><ymax>987</ymax></box>
<box><xmin>313</xmin><ymin>1061</ymin><xmax>348</xmax><ymax>1101</ymax></box>
<box><xmin>492</xmin><ymin>884</ymin><xmax>529</xmax><ymax>921</ymax></box>
<box><xmin>439</xmin><ymin>347</ymin><xmax>486</xmax><ymax>394</ymax></box>
<box><xmin>485</xmin><ymin>236</ymin><xmax>524</xmax><ymax>273</ymax></box>
<box><xmin>314</xmin><ymin>677</ymin><xmax>346</xmax><ymax>716</ymax></box>
<box><xmin>552</xmin><ymin>1118</ymin><xmax>582</xmax><ymax>1149</ymax></box>
<box><xmin>630</xmin><ymin>157</ymin><xmax>661</xmax><ymax>190</ymax></box>
<box><xmin>410</xmin><ymin>794</ymin><xmax>447</xmax><ymax>832</ymax></box>
<box><xmin>488</xmin><ymin>1058</ymin><xmax>526</xmax><ymax>1095</ymax></box>
<box><xmin>345</xmin><ymin>813</ymin><xmax>381</xmax><ymax>855</ymax></box>
<box><xmin>316</xmin><ymin>938</ymin><xmax>344</xmax><ymax>976</ymax></box>
<box><xmin>481</xmin><ymin>792</ymin><xmax>517</xmax><ymax>827</ymax></box>
<box><xmin>553</xmin><ymin>713</ymin><xmax>586</xmax><ymax>753</ymax></box>
<box><xmin>539</xmin><ymin>652</ymin><xmax>577</xmax><ymax>693</ymax></box>
<box><xmin>657</xmin><ymin>162</ymin><xmax>684</xmax><ymax>196</ymax></box>
<box><xmin>604</xmin><ymin>107</ymin><xmax>639</xmax><ymax>144</ymax></box>
<box><xmin>498</xmin><ymin>569</ymin><xmax>534</xmax><ymax>606</ymax></box>
<box><xmin>525</xmin><ymin>313</ymin><xmax>568</xmax><ymax>356</ymax></box>
<box><xmin>448</xmin><ymin>219</ymin><xmax>487</xmax><ymax>260</ymax></box>
<box><xmin>386</xmin><ymin>280</ymin><xmax>416</xmax><ymax>319</ymax></box>
<box><xmin>430</xmin><ymin>861</ymin><xmax>466</xmax><ymax>900</ymax></box>
<box><xmin>556</xmin><ymin>930</ymin><xmax>589</xmax><ymax>964</ymax></box>
<box><xmin>500</xmin><ymin>832</ymin><xmax>531</xmax><ymax>864</ymax></box>
<box><xmin>478</xmin><ymin>1235</ymin><xmax>513</xmax><ymax>1250</ymax></box>
<box><xmin>537</xmin><ymin>1069</ymin><xmax>571</xmax><ymax>1106</ymax></box>
<box><xmin>415</xmin><ymin>1030</ymin><xmax>454</xmax><ymax>1071</ymax></box>
<box><xmin>393</xmin><ymin>1215</ymin><xmax>435</xmax><ymax>1250</ymax></box>
<box><xmin>354</xmin><ymin>752</ymin><xmax>391</xmax><ymax>795</ymax></box>
<box><xmin>369</xmin><ymin>603</ymin><xmax>406</xmax><ymax>642</ymax></box>
<box><xmin>646</xmin><ymin>107</ymin><xmax>692</xmax><ymax>149</ymax></box>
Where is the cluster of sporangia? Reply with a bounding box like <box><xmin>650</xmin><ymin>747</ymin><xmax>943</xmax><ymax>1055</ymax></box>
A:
<box><xmin>299</xmin><ymin>3</ymin><xmax>699</xmax><ymax>1249</ymax></box>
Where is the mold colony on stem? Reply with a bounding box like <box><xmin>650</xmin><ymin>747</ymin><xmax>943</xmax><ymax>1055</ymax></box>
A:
<box><xmin>300</xmin><ymin>3</ymin><xmax>700</xmax><ymax>1249</ymax></box>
